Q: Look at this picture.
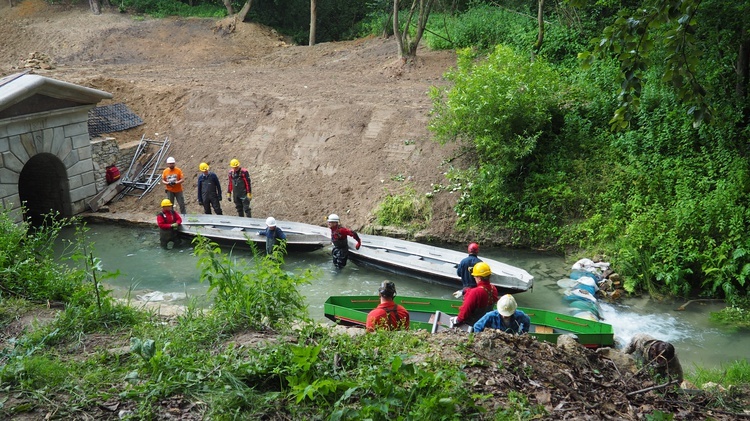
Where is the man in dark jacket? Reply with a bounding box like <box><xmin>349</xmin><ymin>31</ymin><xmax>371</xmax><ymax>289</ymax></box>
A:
<box><xmin>455</xmin><ymin>242</ymin><xmax>481</xmax><ymax>298</ymax></box>
<box><xmin>197</xmin><ymin>162</ymin><xmax>223</xmax><ymax>215</ymax></box>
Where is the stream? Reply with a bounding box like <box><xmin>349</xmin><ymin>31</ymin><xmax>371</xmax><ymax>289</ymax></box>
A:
<box><xmin>55</xmin><ymin>221</ymin><xmax>749</xmax><ymax>371</ymax></box>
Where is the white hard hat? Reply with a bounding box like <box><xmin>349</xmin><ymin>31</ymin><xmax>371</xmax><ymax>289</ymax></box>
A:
<box><xmin>265</xmin><ymin>217</ymin><xmax>276</xmax><ymax>227</ymax></box>
<box><xmin>166</xmin><ymin>157</ymin><xmax>176</xmax><ymax>164</ymax></box>
<box><xmin>327</xmin><ymin>214</ymin><xmax>340</xmax><ymax>223</ymax></box>
<box><xmin>497</xmin><ymin>294</ymin><xmax>517</xmax><ymax>317</ymax></box>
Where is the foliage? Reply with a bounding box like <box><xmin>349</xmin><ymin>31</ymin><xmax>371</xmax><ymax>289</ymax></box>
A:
<box><xmin>373</xmin><ymin>184</ymin><xmax>432</xmax><ymax>232</ymax></box>
<box><xmin>120</xmin><ymin>0</ymin><xmax>226</xmax><ymax>18</ymax></box>
<box><xmin>192</xmin><ymin>235</ymin><xmax>312</xmax><ymax>330</ymax></box>
<box><xmin>690</xmin><ymin>359</ymin><xmax>750</xmax><ymax>388</ymax></box>
<box><xmin>710</xmin><ymin>297</ymin><xmax>750</xmax><ymax>330</ymax></box>
<box><xmin>0</xmin><ymin>210</ymin><xmax>87</xmax><ymax>303</ymax></box>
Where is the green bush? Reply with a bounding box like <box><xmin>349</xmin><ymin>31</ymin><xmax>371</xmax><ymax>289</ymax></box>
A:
<box><xmin>193</xmin><ymin>235</ymin><xmax>312</xmax><ymax>330</ymax></box>
<box><xmin>373</xmin><ymin>185</ymin><xmax>432</xmax><ymax>231</ymax></box>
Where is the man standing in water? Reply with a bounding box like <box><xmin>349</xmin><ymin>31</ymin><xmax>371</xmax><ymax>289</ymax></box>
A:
<box><xmin>156</xmin><ymin>198</ymin><xmax>182</xmax><ymax>249</ymax></box>
<box><xmin>327</xmin><ymin>213</ymin><xmax>360</xmax><ymax>269</ymax></box>
<box><xmin>454</xmin><ymin>242</ymin><xmax>482</xmax><ymax>298</ymax></box>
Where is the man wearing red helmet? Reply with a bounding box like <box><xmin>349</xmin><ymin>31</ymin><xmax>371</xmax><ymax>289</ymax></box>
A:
<box><xmin>454</xmin><ymin>242</ymin><xmax>482</xmax><ymax>298</ymax></box>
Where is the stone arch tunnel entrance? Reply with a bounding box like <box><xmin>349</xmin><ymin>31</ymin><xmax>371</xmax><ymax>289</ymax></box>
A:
<box><xmin>18</xmin><ymin>153</ymin><xmax>71</xmax><ymax>225</ymax></box>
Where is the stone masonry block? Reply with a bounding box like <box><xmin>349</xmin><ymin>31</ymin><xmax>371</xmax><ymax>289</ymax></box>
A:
<box><xmin>14</xmin><ymin>134</ymin><xmax>32</xmax><ymax>162</ymax></box>
<box><xmin>0</xmin><ymin>168</ymin><xmax>19</xmax><ymax>184</ymax></box>
<box><xmin>51</xmin><ymin>127</ymin><xmax>67</xmax><ymax>156</ymax></box>
<box><xmin>1</xmin><ymin>151</ymin><xmax>23</xmax><ymax>172</ymax></box>
<box><xmin>63</xmin><ymin>121</ymin><xmax>88</xmax><ymax>139</ymax></box>
<box><xmin>0</xmin><ymin>136</ymin><xmax>9</xmax><ymax>153</ymax></box>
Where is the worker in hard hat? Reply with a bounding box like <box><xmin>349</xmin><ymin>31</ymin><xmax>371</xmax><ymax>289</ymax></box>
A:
<box><xmin>450</xmin><ymin>262</ymin><xmax>499</xmax><ymax>329</ymax></box>
<box><xmin>454</xmin><ymin>242</ymin><xmax>482</xmax><ymax>299</ymax></box>
<box><xmin>327</xmin><ymin>213</ymin><xmax>361</xmax><ymax>269</ymax></box>
<box><xmin>472</xmin><ymin>294</ymin><xmax>530</xmax><ymax>334</ymax></box>
<box><xmin>197</xmin><ymin>162</ymin><xmax>223</xmax><ymax>215</ymax></box>
<box><xmin>162</xmin><ymin>157</ymin><xmax>186</xmax><ymax>214</ymax></box>
<box><xmin>366</xmin><ymin>281</ymin><xmax>410</xmax><ymax>332</ymax></box>
<box><xmin>257</xmin><ymin>216</ymin><xmax>287</xmax><ymax>256</ymax></box>
<box><xmin>156</xmin><ymin>198</ymin><xmax>183</xmax><ymax>249</ymax></box>
<box><xmin>227</xmin><ymin>159</ymin><xmax>252</xmax><ymax>217</ymax></box>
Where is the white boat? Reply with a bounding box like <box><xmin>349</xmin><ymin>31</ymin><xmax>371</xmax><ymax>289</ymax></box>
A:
<box><xmin>178</xmin><ymin>214</ymin><xmax>330</xmax><ymax>252</ymax></box>
<box><xmin>345</xmin><ymin>233</ymin><xmax>534</xmax><ymax>294</ymax></box>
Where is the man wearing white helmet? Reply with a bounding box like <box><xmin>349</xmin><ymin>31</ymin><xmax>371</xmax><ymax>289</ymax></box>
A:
<box><xmin>197</xmin><ymin>162</ymin><xmax>223</xmax><ymax>215</ymax></box>
<box><xmin>257</xmin><ymin>216</ymin><xmax>287</xmax><ymax>256</ymax></box>
<box><xmin>473</xmin><ymin>294</ymin><xmax>531</xmax><ymax>334</ymax></box>
<box><xmin>162</xmin><ymin>157</ymin><xmax>186</xmax><ymax>214</ymax></box>
<box><xmin>327</xmin><ymin>213</ymin><xmax>361</xmax><ymax>269</ymax></box>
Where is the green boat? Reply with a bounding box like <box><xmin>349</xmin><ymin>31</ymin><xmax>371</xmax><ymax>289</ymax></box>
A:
<box><xmin>324</xmin><ymin>295</ymin><xmax>615</xmax><ymax>348</ymax></box>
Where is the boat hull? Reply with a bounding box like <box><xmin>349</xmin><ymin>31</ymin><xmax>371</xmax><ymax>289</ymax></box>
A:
<box><xmin>346</xmin><ymin>233</ymin><xmax>533</xmax><ymax>294</ymax></box>
<box><xmin>178</xmin><ymin>214</ymin><xmax>330</xmax><ymax>252</ymax></box>
<box><xmin>324</xmin><ymin>295</ymin><xmax>614</xmax><ymax>348</ymax></box>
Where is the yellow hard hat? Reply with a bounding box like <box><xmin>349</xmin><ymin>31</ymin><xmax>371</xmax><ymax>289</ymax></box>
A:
<box><xmin>497</xmin><ymin>294</ymin><xmax>517</xmax><ymax>316</ymax></box>
<box><xmin>230</xmin><ymin>159</ymin><xmax>240</xmax><ymax>168</ymax></box>
<box><xmin>199</xmin><ymin>162</ymin><xmax>209</xmax><ymax>171</ymax></box>
<box><xmin>471</xmin><ymin>261</ymin><xmax>492</xmax><ymax>278</ymax></box>
<box><xmin>160</xmin><ymin>199</ymin><xmax>173</xmax><ymax>207</ymax></box>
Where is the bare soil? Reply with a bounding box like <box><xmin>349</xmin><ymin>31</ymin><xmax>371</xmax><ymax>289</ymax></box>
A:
<box><xmin>1</xmin><ymin>0</ymin><xmax>466</xmax><ymax>240</ymax></box>
<box><xmin>2</xmin><ymin>2</ymin><xmax>748</xmax><ymax>419</ymax></box>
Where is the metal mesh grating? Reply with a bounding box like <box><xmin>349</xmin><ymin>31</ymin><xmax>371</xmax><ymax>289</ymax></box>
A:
<box><xmin>88</xmin><ymin>103</ymin><xmax>143</xmax><ymax>136</ymax></box>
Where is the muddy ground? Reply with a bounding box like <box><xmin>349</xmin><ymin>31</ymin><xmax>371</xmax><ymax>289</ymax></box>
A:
<box><xmin>2</xmin><ymin>1</ymin><xmax>748</xmax><ymax>419</ymax></box>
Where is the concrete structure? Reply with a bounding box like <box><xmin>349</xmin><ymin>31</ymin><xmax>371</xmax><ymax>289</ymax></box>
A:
<box><xmin>0</xmin><ymin>72</ymin><xmax>112</xmax><ymax>224</ymax></box>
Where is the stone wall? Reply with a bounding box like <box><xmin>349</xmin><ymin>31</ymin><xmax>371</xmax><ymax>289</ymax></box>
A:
<box><xmin>90</xmin><ymin>137</ymin><xmax>139</xmax><ymax>192</ymax></box>
<box><xmin>0</xmin><ymin>106</ymin><xmax>98</xmax><ymax>221</ymax></box>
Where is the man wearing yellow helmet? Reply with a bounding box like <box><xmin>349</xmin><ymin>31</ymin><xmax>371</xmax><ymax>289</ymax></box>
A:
<box><xmin>156</xmin><ymin>198</ymin><xmax>182</xmax><ymax>249</ymax></box>
<box><xmin>227</xmin><ymin>158</ymin><xmax>252</xmax><ymax>217</ymax></box>
<box><xmin>197</xmin><ymin>162</ymin><xmax>223</xmax><ymax>215</ymax></box>
<box><xmin>473</xmin><ymin>294</ymin><xmax>530</xmax><ymax>334</ymax></box>
<box><xmin>450</xmin><ymin>262</ymin><xmax>499</xmax><ymax>329</ymax></box>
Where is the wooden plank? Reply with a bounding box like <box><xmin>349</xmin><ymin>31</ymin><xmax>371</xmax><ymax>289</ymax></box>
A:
<box><xmin>88</xmin><ymin>183</ymin><xmax>124</xmax><ymax>212</ymax></box>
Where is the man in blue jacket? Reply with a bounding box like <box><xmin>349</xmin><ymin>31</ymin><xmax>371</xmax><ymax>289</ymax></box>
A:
<box><xmin>473</xmin><ymin>294</ymin><xmax>531</xmax><ymax>334</ymax></box>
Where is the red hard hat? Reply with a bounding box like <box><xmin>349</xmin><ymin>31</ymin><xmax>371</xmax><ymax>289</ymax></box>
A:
<box><xmin>468</xmin><ymin>243</ymin><xmax>479</xmax><ymax>254</ymax></box>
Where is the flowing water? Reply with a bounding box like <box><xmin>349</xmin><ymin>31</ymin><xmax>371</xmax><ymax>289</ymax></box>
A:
<box><xmin>56</xmin><ymin>221</ymin><xmax>749</xmax><ymax>371</ymax></box>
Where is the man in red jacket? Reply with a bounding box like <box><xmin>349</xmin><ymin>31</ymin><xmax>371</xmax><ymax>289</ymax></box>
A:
<box><xmin>451</xmin><ymin>262</ymin><xmax>499</xmax><ymax>330</ymax></box>
<box><xmin>156</xmin><ymin>198</ymin><xmax>182</xmax><ymax>249</ymax></box>
<box><xmin>327</xmin><ymin>213</ymin><xmax>361</xmax><ymax>269</ymax></box>
<box><xmin>366</xmin><ymin>281</ymin><xmax>410</xmax><ymax>332</ymax></box>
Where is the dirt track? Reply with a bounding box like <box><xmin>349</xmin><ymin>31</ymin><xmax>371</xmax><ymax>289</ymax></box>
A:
<box><xmin>1</xmin><ymin>0</ymin><xmax>468</xmax><ymax>239</ymax></box>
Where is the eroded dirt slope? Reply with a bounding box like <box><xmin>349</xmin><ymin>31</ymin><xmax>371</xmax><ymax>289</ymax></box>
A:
<box><xmin>1</xmin><ymin>0</ymin><xmax>467</xmax><ymax>239</ymax></box>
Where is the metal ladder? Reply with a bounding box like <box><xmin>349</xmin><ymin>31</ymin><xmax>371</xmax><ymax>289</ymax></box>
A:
<box><xmin>115</xmin><ymin>134</ymin><xmax>171</xmax><ymax>201</ymax></box>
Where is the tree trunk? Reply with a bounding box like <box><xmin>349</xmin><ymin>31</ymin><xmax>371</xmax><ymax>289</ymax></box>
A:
<box><xmin>89</xmin><ymin>0</ymin><xmax>101</xmax><ymax>15</ymax></box>
<box><xmin>237</xmin><ymin>0</ymin><xmax>253</xmax><ymax>23</ymax></box>
<box><xmin>222</xmin><ymin>0</ymin><xmax>234</xmax><ymax>15</ymax></box>
<box><xmin>532</xmin><ymin>0</ymin><xmax>544</xmax><ymax>58</ymax></box>
<box><xmin>309</xmin><ymin>0</ymin><xmax>317</xmax><ymax>46</ymax></box>
<box><xmin>393</xmin><ymin>0</ymin><xmax>435</xmax><ymax>60</ymax></box>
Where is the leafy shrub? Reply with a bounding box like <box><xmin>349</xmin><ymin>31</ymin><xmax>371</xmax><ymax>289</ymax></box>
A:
<box><xmin>193</xmin><ymin>235</ymin><xmax>312</xmax><ymax>330</ymax></box>
<box><xmin>373</xmin><ymin>185</ymin><xmax>432</xmax><ymax>231</ymax></box>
